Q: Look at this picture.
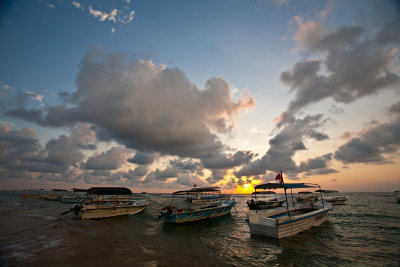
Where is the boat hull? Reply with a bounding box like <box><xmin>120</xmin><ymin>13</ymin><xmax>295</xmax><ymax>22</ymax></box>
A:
<box><xmin>248</xmin><ymin>203</ymin><xmax>331</xmax><ymax>238</ymax></box>
<box><xmin>162</xmin><ymin>199</ymin><xmax>236</xmax><ymax>223</ymax></box>
<box><xmin>76</xmin><ymin>201</ymin><xmax>150</xmax><ymax>219</ymax></box>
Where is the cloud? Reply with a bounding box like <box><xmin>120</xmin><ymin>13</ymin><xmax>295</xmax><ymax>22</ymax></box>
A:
<box><xmin>72</xmin><ymin>1</ymin><xmax>83</xmax><ymax>10</ymax></box>
<box><xmin>128</xmin><ymin>152</ymin><xmax>155</xmax><ymax>165</ymax></box>
<box><xmin>334</xmin><ymin>111</ymin><xmax>400</xmax><ymax>164</ymax></box>
<box><xmin>84</xmin><ymin>147</ymin><xmax>132</xmax><ymax>170</ymax></box>
<box><xmin>281</xmin><ymin>18</ymin><xmax>400</xmax><ymax>119</ymax></box>
<box><xmin>0</xmin><ymin>123</ymin><xmax>97</xmax><ymax>179</ymax></box>
<box><xmin>235</xmin><ymin>114</ymin><xmax>330</xmax><ymax>177</ymax></box>
<box><xmin>8</xmin><ymin>46</ymin><xmax>254</xmax><ymax>161</ymax></box>
<box><xmin>206</xmin><ymin>169</ymin><xmax>228</xmax><ymax>184</ymax></box>
<box><xmin>201</xmin><ymin>150</ymin><xmax>254</xmax><ymax>169</ymax></box>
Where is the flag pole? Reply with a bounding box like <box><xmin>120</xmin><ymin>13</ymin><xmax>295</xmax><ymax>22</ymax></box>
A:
<box><xmin>280</xmin><ymin>170</ymin><xmax>290</xmax><ymax>216</ymax></box>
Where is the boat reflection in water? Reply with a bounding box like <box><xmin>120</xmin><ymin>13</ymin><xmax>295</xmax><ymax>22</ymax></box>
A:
<box><xmin>158</xmin><ymin>187</ymin><xmax>236</xmax><ymax>223</ymax></box>
<box><xmin>248</xmin><ymin>182</ymin><xmax>332</xmax><ymax>239</ymax></box>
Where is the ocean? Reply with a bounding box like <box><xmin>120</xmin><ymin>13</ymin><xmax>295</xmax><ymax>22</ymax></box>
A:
<box><xmin>0</xmin><ymin>191</ymin><xmax>399</xmax><ymax>266</ymax></box>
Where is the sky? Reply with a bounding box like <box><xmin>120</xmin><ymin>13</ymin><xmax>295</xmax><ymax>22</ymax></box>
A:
<box><xmin>0</xmin><ymin>0</ymin><xmax>399</xmax><ymax>193</ymax></box>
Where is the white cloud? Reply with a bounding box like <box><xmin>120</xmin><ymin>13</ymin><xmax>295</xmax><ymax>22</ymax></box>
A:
<box><xmin>72</xmin><ymin>1</ymin><xmax>84</xmax><ymax>10</ymax></box>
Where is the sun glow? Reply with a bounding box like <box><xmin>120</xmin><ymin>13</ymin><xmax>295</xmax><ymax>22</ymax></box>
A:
<box><xmin>235</xmin><ymin>183</ymin><xmax>254</xmax><ymax>194</ymax></box>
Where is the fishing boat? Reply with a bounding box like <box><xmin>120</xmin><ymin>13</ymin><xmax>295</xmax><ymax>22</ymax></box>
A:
<box><xmin>395</xmin><ymin>190</ymin><xmax>400</xmax><ymax>203</ymax></box>
<box><xmin>184</xmin><ymin>187</ymin><xmax>230</xmax><ymax>204</ymax></box>
<box><xmin>315</xmin><ymin>190</ymin><xmax>347</xmax><ymax>205</ymax></box>
<box><xmin>296</xmin><ymin>191</ymin><xmax>318</xmax><ymax>203</ymax></box>
<box><xmin>65</xmin><ymin>187</ymin><xmax>150</xmax><ymax>219</ymax></box>
<box><xmin>42</xmin><ymin>193</ymin><xmax>61</xmax><ymax>201</ymax></box>
<box><xmin>246</xmin><ymin>190</ymin><xmax>285</xmax><ymax>210</ymax></box>
<box><xmin>248</xmin><ymin>182</ymin><xmax>332</xmax><ymax>239</ymax></box>
<box><xmin>60</xmin><ymin>194</ymin><xmax>90</xmax><ymax>204</ymax></box>
<box><xmin>158</xmin><ymin>187</ymin><xmax>236</xmax><ymax>223</ymax></box>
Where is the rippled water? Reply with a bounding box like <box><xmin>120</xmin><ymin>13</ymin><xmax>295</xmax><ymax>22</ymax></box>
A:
<box><xmin>0</xmin><ymin>191</ymin><xmax>399</xmax><ymax>266</ymax></box>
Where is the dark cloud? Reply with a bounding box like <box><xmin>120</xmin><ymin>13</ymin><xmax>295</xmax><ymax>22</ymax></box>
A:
<box><xmin>0</xmin><ymin>123</ymin><xmax>98</xmax><ymax>179</ymax></box>
<box><xmin>235</xmin><ymin>114</ymin><xmax>330</xmax><ymax>177</ymax></box>
<box><xmin>281</xmin><ymin>20</ymin><xmax>400</xmax><ymax>120</ymax></box>
<box><xmin>298</xmin><ymin>153</ymin><xmax>333</xmax><ymax>171</ymax></box>
<box><xmin>127</xmin><ymin>152</ymin><xmax>155</xmax><ymax>165</ymax></box>
<box><xmin>170</xmin><ymin>158</ymin><xmax>204</xmax><ymax>176</ymax></box>
<box><xmin>206</xmin><ymin>169</ymin><xmax>228</xmax><ymax>184</ymax></box>
<box><xmin>84</xmin><ymin>147</ymin><xmax>132</xmax><ymax>170</ymax></box>
<box><xmin>334</xmin><ymin>114</ymin><xmax>400</xmax><ymax>164</ymax></box>
<box><xmin>201</xmin><ymin>151</ymin><xmax>254</xmax><ymax>169</ymax></box>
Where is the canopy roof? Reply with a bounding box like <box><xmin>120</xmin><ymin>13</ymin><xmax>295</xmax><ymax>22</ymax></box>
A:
<box><xmin>315</xmin><ymin>190</ymin><xmax>339</xmax><ymax>193</ymax></box>
<box><xmin>254</xmin><ymin>183</ymin><xmax>318</xmax><ymax>190</ymax></box>
<box><xmin>72</xmin><ymin>188</ymin><xmax>88</xmax><ymax>192</ymax></box>
<box><xmin>87</xmin><ymin>187</ymin><xmax>132</xmax><ymax>195</ymax></box>
<box><xmin>172</xmin><ymin>187</ymin><xmax>220</xmax><ymax>195</ymax></box>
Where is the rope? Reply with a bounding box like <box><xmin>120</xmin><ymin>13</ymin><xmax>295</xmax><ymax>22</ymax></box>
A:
<box><xmin>6</xmin><ymin>213</ymin><xmax>73</xmax><ymax>236</ymax></box>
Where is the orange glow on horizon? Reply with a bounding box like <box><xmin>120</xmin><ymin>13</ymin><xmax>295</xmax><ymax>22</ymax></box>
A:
<box><xmin>234</xmin><ymin>183</ymin><xmax>255</xmax><ymax>194</ymax></box>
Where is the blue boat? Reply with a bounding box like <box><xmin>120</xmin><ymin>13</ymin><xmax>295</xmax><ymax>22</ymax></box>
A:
<box><xmin>158</xmin><ymin>187</ymin><xmax>236</xmax><ymax>223</ymax></box>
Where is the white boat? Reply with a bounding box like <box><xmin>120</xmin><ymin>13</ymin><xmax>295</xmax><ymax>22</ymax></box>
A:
<box><xmin>158</xmin><ymin>187</ymin><xmax>236</xmax><ymax>223</ymax></box>
<box><xmin>65</xmin><ymin>187</ymin><xmax>150</xmax><ymax>219</ymax></box>
<box><xmin>295</xmin><ymin>191</ymin><xmax>318</xmax><ymax>203</ymax></box>
<box><xmin>395</xmin><ymin>190</ymin><xmax>400</xmax><ymax>203</ymax></box>
<box><xmin>248</xmin><ymin>183</ymin><xmax>332</xmax><ymax>239</ymax></box>
<box><xmin>315</xmin><ymin>190</ymin><xmax>347</xmax><ymax>205</ymax></box>
<box><xmin>246</xmin><ymin>191</ymin><xmax>285</xmax><ymax>210</ymax></box>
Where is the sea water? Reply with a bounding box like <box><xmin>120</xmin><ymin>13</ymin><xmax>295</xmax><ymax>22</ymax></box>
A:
<box><xmin>0</xmin><ymin>191</ymin><xmax>399</xmax><ymax>266</ymax></box>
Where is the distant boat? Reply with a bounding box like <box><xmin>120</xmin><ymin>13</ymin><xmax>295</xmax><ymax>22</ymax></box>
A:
<box><xmin>246</xmin><ymin>190</ymin><xmax>285</xmax><ymax>210</ymax></box>
<box><xmin>42</xmin><ymin>194</ymin><xmax>61</xmax><ymax>201</ymax></box>
<box><xmin>65</xmin><ymin>187</ymin><xmax>150</xmax><ymax>219</ymax></box>
<box><xmin>395</xmin><ymin>190</ymin><xmax>400</xmax><ymax>203</ymax></box>
<box><xmin>248</xmin><ymin>183</ymin><xmax>332</xmax><ymax>239</ymax></box>
<box><xmin>158</xmin><ymin>187</ymin><xmax>236</xmax><ymax>223</ymax></box>
<box><xmin>20</xmin><ymin>193</ymin><xmax>43</xmax><ymax>199</ymax></box>
<box><xmin>295</xmin><ymin>191</ymin><xmax>318</xmax><ymax>203</ymax></box>
<box><xmin>315</xmin><ymin>190</ymin><xmax>347</xmax><ymax>205</ymax></box>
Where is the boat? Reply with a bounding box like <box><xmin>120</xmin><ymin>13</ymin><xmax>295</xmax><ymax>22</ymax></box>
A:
<box><xmin>395</xmin><ymin>190</ymin><xmax>400</xmax><ymax>203</ymax></box>
<box><xmin>158</xmin><ymin>187</ymin><xmax>236</xmax><ymax>223</ymax></box>
<box><xmin>315</xmin><ymin>190</ymin><xmax>347</xmax><ymax>205</ymax></box>
<box><xmin>184</xmin><ymin>187</ymin><xmax>231</xmax><ymax>204</ymax></box>
<box><xmin>295</xmin><ymin>191</ymin><xmax>318</xmax><ymax>203</ymax></box>
<box><xmin>66</xmin><ymin>187</ymin><xmax>150</xmax><ymax>219</ymax></box>
<box><xmin>42</xmin><ymin>193</ymin><xmax>61</xmax><ymax>201</ymax></box>
<box><xmin>248</xmin><ymin>182</ymin><xmax>332</xmax><ymax>239</ymax></box>
<box><xmin>246</xmin><ymin>190</ymin><xmax>285</xmax><ymax>210</ymax></box>
<box><xmin>60</xmin><ymin>194</ymin><xmax>90</xmax><ymax>204</ymax></box>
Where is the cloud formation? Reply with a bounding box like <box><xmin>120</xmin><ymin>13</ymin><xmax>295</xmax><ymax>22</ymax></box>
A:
<box><xmin>8</xmin><ymin>46</ymin><xmax>254</xmax><ymax>162</ymax></box>
<box><xmin>335</xmin><ymin>101</ymin><xmax>400</xmax><ymax>164</ymax></box>
<box><xmin>235</xmin><ymin>114</ymin><xmax>331</xmax><ymax>178</ymax></box>
<box><xmin>281</xmin><ymin>16</ymin><xmax>400</xmax><ymax>120</ymax></box>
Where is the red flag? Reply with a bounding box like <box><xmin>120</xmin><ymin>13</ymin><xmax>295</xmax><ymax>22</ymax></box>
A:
<box><xmin>275</xmin><ymin>171</ymin><xmax>283</xmax><ymax>184</ymax></box>
<box><xmin>193</xmin><ymin>184</ymin><xmax>196</xmax><ymax>187</ymax></box>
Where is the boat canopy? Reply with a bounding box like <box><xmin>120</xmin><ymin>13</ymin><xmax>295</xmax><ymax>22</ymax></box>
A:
<box><xmin>172</xmin><ymin>187</ymin><xmax>220</xmax><ymax>195</ymax></box>
<box><xmin>73</xmin><ymin>188</ymin><xmax>88</xmax><ymax>193</ymax></box>
<box><xmin>254</xmin><ymin>183</ymin><xmax>318</xmax><ymax>190</ymax></box>
<box><xmin>315</xmin><ymin>190</ymin><xmax>339</xmax><ymax>193</ymax></box>
<box><xmin>87</xmin><ymin>187</ymin><xmax>132</xmax><ymax>195</ymax></box>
